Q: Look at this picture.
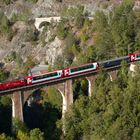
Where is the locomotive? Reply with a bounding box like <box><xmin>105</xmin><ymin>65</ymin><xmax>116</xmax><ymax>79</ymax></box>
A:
<box><xmin>0</xmin><ymin>53</ymin><xmax>139</xmax><ymax>91</ymax></box>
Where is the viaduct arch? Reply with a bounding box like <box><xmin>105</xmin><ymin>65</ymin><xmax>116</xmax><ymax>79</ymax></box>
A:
<box><xmin>8</xmin><ymin>69</ymin><xmax>118</xmax><ymax>122</ymax></box>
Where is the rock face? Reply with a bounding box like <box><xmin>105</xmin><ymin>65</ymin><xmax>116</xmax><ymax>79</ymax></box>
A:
<box><xmin>45</xmin><ymin>37</ymin><xmax>62</xmax><ymax>65</ymax></box>
<box><xmin>32</xmin><ymin>0</ymin><xmax>56</xmax><ymax>17</ymax></box>
<box><xmin>0</xmin><ymin>0</ymin><xmax>123</xmax><ymax>73</ymax></box>
<box><xmin>0</xmin><ymin>20</ymin><xmax>62</xmax><ymax>66</ymax></box>
<box><xmin>32</xmin><ymin>36</ymin><xmax>62</xmax><ymax>65</ymax></box>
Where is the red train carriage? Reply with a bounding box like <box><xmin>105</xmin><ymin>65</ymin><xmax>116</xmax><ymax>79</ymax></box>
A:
<box><xmin>0</xmin><ymin>83</ymin><xmax>5</xmax><ymax>91</ymax></box>
<box><xmin>0</xmin><ymin>79</ymin><xmax>26</xmax><ymax>91</ymax></box>
<box><xmin>0</xmin><ymin>52</ymin><xmax>140</xmax><ymax>91</ymax></box>
<box><xmin>63</xmin><ymin>62</ymin><xmax>98</xmax><ymax>77</ymax></box>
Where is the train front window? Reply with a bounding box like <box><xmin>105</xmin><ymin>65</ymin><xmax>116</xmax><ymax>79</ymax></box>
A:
<box><xmin>136</xmin><ymin>54</ymin><xmax>140</xmax><ymax>58</ymax></box>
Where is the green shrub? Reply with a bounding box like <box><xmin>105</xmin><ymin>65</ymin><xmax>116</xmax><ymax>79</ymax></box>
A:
<box><xmin>56</xmin><ymin>0</ymin><xmax>62</xmax><ymax>2</ymax></box>
<box><xmin>24</xmin><ymin>28</ymin><xmax>39</xmax><ymax>42</ymax></box>
<box><xmin>0</xmin><ymin>69</ymin><xmax>9</xmax><ymax>82</ymax></box>
<box><xmin>1</xmin><ymin>0</ymin><xmax>12</xmax><ymax>5</ymax></box>
<box><xmin>4</xmin><ymin>51</ymin><xmax>17</xmax><ymax>62</ymax></box>
<box><xmin>25</xmin><ymin>0</ymin><xmax>38</xmax><ymax>3</ymax></box>
<box><xmin>0</xmin><ymin>12</ymin><xmax>11</xmax><ymax>35</ymax></box>
<box><xmin>10</xmin><ymin>9</ymin><xmax>31</xmax><ymax>23</ymax></box>
<box><xmin>56</xmin><ymin>21</ymin><xmax>68</xmax><ymax>40</ymax></box>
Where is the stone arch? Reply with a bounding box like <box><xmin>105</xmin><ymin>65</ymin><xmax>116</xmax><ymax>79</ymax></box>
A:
<box><xmin>53</xmin><ymin>80</ymin><xmax>73</xmax><ymax>116</ymax></box>
<box><xmin>23</xmin><ymin>88</ymin><xmax>46</xmax><ymax>127</ymax></box>
<box><xmin>24</xmin><ymin>89</ymin><xmax>43</xmax><ymax>107</ymax></box>
<box><xmin>23</xmin><ymin>86</ymin><xmax>63</xmax><ymax>131</ymax></box>
<box><xmin>53</xmin><ymin>85</ymin><xmax>66</xmax><ymax>115</ymax></box>
<box><xmin>45</xmin><ymin>83</ymin><xmax>67</xmax><ymax>117</ymax></box>
<box><xmin>39</xmin><ymin>21</ymin><xmax>50</xmax><ymax>29</ymax></box>
<box><xmin>23</xmin><ymin>89</ymin><xmax>45</xmax><ymax>128</ymax></box>
<box><xmin>23</xmin><ymin>89</ymin><xmax>36</xmax><ymax>105</ymax></box>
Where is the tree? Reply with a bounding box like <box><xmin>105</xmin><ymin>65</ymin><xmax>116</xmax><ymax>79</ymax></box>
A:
<box><xmin>0</xmin><ymin>133</ymin><xmax>8</xmax><ymax>140</ymax></box>
<box><xmin>73</xmin><ymin>78</ymin><xmax>88</xmax><ymax>100</ymax></box>
<box><xmin>116</xmin><ymin>60</ymin><xmax>129</xmax><ymax>89</ymax></box>
<box><xmin>12</xmin><ymin>118</ymin><xmax>28</xmax><ymax>135</ymax></box>
<box><xmin>0</xmin><ymin>12</ymin><xmax>11</xmax><ymax>35</ymax></box>
<box><xmin>63</xmin><ymin>61</ymin><xmax>140</xmax><ymax>140</ymax></box>
<box><xmin>29</xmin><ymin>128</ymin><xmax>44</xmax><ymax>140</ymax></box>
<box><xmin>56</xmin><ymin>20</ymin><xmax>68</xmax><ymax>40</ymax></box>
<box><xmin>17</xmin><ymin>130</ymin><xmax>29</xmax><ymax>140</ymax></box>
<box><xmin>110</xmin><ymin>0</ymin><xmax>135</xmax><ymax>55</ymax></box>
<box><xmin>61</xmin><ymin>5</ymin><xmax>85</xmax><ymax>28</ymax></box>
<box><xmin>24</xmin><ymin>55</ymin><xmax>37</xmax><ymax>74</ymax></box>
<box><xmin>93</xmin><ymin>11</ymin><xmax>115</xmax><ymax>60</ymax></box>
<box><xmin>0</xmin><ymin>96</ymin><xmax>12</xmax><ymax>134</ymax></box>
<box><xmin>64</xmin><ymin>96</ymin><xmax>90</xmax><ymax>140</ymax></box>
<box><xmin>0</xmin><ymin>69</ymin><xmax>9</xmax><ymax>82</ymax></box>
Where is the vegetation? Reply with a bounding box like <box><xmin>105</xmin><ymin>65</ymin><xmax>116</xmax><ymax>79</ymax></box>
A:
<box><xmin>25</xmin><ymin>0</ymin><xmax>39</xmax><ymax>3</ymax></box>
<box><xmin>1</xmin><ymin>0</ymin><xmax>12</xmax><ymax>5</ymax></box>
<box><xmin>63</xmin><ymin>62</ymin><xmax>140</xmax><ymax>140</ymax></box>
<box><xmin>53</xmin><ymin>0</ymin><xmax>140</xmax><ymax>68</ymax></box>
<box><xmin>24</xmin><ymin>27</ymin><xmax>39</xmax><ymax>42</ymax></box>
<box><xmin>0</xmin><ymin>69</ymin><xmax>9</xmax><ymax>82</ymax></box>
<box><xmin>10</xmin><ymin>8</ymin><xmax>32</xmax><ymax>23</ymax></box>
<box><xmin>0</xmin><ymin>12</ymin><xmax>11</xmax><ymax>36</ymax></box>
<box><xmin>0</xmin><ymin>96</ymin><xmax>12</xmax><ymax>134</ymax></box>
<box><xmin>1</xmin><ymin>1</ymin><xmax>140</xmax><ymax>140</ymax></box>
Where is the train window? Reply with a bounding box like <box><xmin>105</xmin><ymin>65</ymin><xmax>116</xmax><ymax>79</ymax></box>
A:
<box><xmin>33</xmin><ymin>72</ymin><xmax>58</xmax><ymax>81</ymax></box>
<box><xmin>33</xmin><ymin>76</ymin><xmax>42</xmax><ymax>80</ymax></box>
<box><xmin>71</xmin><ymin>64</ymin><xmax>93</xmax><ymax>73</ymax></box>
<box><xmin>46</xmin><ymin>72</ymin><xmax>58</xmax><ymax>78</ymax></box>
<box><xmin>100</xmin><ymin>57</ymin><xmax>130</xmax><ymax>68</ymax></box>
<box><xmin>124</xmin><ymin>57</ymin><xmax>131</xmax><ymax>62</ymax></box>
<box><xmin>136</xmin><ymin>54</ymin><xmax>140</xmax><ymax>58</ymax></box>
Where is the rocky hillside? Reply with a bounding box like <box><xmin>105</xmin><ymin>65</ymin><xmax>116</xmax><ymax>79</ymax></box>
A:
<box><xmin>0</xmin><ymin>0</ymin><xmax>134</xmax><ymax>78</ymax></box>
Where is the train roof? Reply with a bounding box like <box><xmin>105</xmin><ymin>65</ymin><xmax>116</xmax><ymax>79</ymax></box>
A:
<box><xmin>99</xmin><ymin>55</ymin><xmax>130</xmax><ymax>64</ymax></box>
<box><xmin>64</xmin><ymin>62</ymin><xmax>98</xmax><ymax>70</ymax></box>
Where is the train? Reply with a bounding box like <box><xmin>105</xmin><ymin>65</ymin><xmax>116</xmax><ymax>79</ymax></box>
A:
<box><xmin>0</xmin><ymin>53</ymin><xmax>139</xmax><ymax>91</ymax></box>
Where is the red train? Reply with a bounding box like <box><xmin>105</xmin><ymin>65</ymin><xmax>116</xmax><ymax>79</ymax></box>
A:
<box><xmin>0</xmin><ymin>53</ymin><xmax>139</xmax><ymax>91</ymax></box>
<box><xmin>0</xmin><ymin>79</ymin><xmax>26</xmax><ymax>90</ymax></box>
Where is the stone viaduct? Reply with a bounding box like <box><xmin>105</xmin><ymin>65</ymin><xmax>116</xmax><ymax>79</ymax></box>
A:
<box><xmin>8</xmin><ymin>68</ymin><xmax>119</xmax><ymax>122</ymax></box>
<box><xmin>35</xmin><ymin>17</ymin><xmax>61</xmax><ymax>31</ymax></box>
<box><xmin>34</xmin><ymin>17</ymin><xmax>94</xmax><ymax>31</ymax></box>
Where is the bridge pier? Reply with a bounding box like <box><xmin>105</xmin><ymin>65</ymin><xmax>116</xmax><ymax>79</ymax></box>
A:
<box><xmin>11</xmin><ymin>91</ymin><xmax>24</xmax><ymax>122</ymax></box>
<box><xmin>109</xmin><ymin>70</ymin><xmax>118</xmax><ymax>81</ymax></box>
<box><xmin>9</xmin><ymin>70</ymin><xmax>118</xmax><ymax>122</ymax></box>
<box><xmin>64</xmin><ymin>79</ymin><xmax>73</xmax><ymax>113</ymax></box>
<box><xmin>54</xmin><ymin>79</ymin><xmax>73</xmax><ymax>117</ymax></box>
<box><xmin>86</xmin><ymin>76</ymin><xmax>97</xmax><ymax>96</ymax></box>
<box><xmin>10</xmin><ymin>90</ymin><xmax>34</xmax><ymax>122</ymax></box>
<box><xmin>53</xmin><ymin>79</ymin><xmax>73</xmax><ymax>134</ymax></box>
<box><xmin>10</xmin><ymin>79</ymin><xmax>73</xmax><ymax>122</ymax></box>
